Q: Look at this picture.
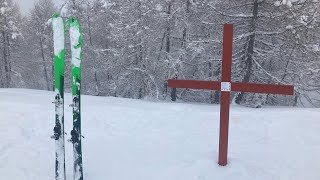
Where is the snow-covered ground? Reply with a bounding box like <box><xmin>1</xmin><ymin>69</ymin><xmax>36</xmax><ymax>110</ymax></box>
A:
<box><xmin>0</xmin><ymin>88</ymin><xmax>319</xmax><ymax>180</ymax></box>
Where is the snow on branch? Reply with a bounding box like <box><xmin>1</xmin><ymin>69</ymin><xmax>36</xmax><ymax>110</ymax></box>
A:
<box><xmin>252</xmin><ymin>57</ymin><xmax>287</xmax><ymax>84</ymax></box>
<box><xmin>206</xmin><ymin>4</ymin><xmax>254</xmax><ymax>18</ymax></box>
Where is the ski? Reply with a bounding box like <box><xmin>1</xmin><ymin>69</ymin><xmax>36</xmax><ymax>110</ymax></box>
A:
<box><xmin>52</xmin><ymin>14</ymin><xmax>66</xmax><ymax>180</ymax></box>
<box><xmin>69</xmin><ymin>16</ymin><xmax>84</xmax><ymax>180</ymax></box>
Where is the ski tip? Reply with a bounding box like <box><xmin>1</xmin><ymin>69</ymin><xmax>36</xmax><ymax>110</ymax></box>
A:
<box><xmin>68</xmin><ymin>16</ymin><xmax>79</xmax><ymax>26</ymax></box>
<box><xmin>52</xmin><ymin>13</ymin><xmax>61</xmax><ymax>19</ymax></box>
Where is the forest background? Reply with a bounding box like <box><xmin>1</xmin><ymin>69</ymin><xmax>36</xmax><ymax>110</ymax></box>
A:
<box><xmin>1</xmin><ymin>0</ymin><xmax>319</xmax><ymax>107</ymax></box>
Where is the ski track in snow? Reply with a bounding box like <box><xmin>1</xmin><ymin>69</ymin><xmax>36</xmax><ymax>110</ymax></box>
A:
<box><xmin>0</xmin><ymin>88</ymin><xmax>319</xmax><ymax>180</ymax></box>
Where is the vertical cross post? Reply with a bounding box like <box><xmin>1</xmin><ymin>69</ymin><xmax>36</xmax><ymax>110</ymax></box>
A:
<box><xmin>218</xmin><ymin>24</ymin><xmax>233</xmax><ymax>166</ymax></box>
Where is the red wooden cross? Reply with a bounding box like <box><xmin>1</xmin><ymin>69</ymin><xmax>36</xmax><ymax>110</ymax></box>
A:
<box><xmin>168</xmin><ymin>24</ymin><xmax>294</xmax><ymax>166</ymax></box>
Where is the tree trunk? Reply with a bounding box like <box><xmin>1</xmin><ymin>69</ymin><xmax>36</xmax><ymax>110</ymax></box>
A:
<box><xmin>40</xmin><ymin>37</ymin><xmax>50</xmax><ymax>91</ymax></box>
<box><xmin>166</xmin><ymin>2</ymin><xmax>171</xmax><ymax>54</ymax></box>
<box><xmin>87</xmin><ymin>15</ymin><xmax>100</xmax><ymax>96</ymax></box>
<box><xmin>0</xmin><ymin>61</ymin><xmax>3</xmax><ymax>87</ymax></box>
<box><xmin>181</xmin><ymin>0</ymin><xmax>190</xmax><ymax>48</ymax></box>
<box><xmin>94</xmin><ymin>70</ymin><xmax>100</xmax><ymax>96</ymax></box>
<box><xmin>2</xmin><ymin>30</ymin><xmax>10</xmax><ymax>88</ymax></box>
<box><xmin>165</xmin><ymin>1</ymin><xmax>177</xmax><ymax>101</ymax></box>
<box><xmin>50</xmin><ymin>42</ymin><xmax>54</xmax><ymax>91</ymax></box>
<box><xmin>235</xmin><ymin>0</ymin><xmax>259</xmax><ymax>104</ymax></box>
<box><xmin>136</xmin><ymin>1</ymin><xmax>145</xmax><ymax>99</ymax></box>
<box><xmin>87</xmin><ymin>15</ymin><xmax>93</xmax><ymax>46</ymax></box>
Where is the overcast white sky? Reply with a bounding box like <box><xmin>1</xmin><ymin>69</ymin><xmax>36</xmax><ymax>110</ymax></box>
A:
<box><xmin>13</xmin><ymin>0</ymin><xmax>64</xmax><ymax>15</ymax></box>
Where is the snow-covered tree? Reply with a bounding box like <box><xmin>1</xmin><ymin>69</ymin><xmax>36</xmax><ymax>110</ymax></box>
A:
<box><xmin>19</xmin><ymin>0</ymin><xmax>57</xmax><ymax>90</ymax></box>
<box><xmin>208</xmin><ymin>0</ymin><xmax>320</xmax><ymax>107</ymax></box>
<box><xmin>6</xmin><ymin>0</ymin><xmax>319</xmax><ymax>107</ymax></box>
<box><xmin>0</xmin><ymin>0</ymin><xmax>22</xmax><ymax>88</ymax></box>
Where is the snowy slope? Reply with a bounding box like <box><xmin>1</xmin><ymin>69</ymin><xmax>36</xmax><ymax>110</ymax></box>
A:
<box><xmin>0</xmin><ymin>88</ymin><xmax>319</xmax><ymax>180</ymax></box>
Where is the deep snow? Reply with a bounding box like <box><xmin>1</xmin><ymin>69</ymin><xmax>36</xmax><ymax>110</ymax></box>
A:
<box><xmin>0</xmin><ymin>88</ymin><xmax>319</xmax><ymax>180</ymax></box>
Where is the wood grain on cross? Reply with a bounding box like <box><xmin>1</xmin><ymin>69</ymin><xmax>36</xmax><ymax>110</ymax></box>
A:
<box><xmin>168</xmin><ymin>24</ymin><xmax>294</xmax><ymax>166</ymax></box>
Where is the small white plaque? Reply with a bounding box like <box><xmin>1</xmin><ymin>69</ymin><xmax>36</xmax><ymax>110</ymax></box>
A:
<box><xmin>221</xmin><ymin>82</ymin><xmax>231</xmax><ymax>92</ymax></box>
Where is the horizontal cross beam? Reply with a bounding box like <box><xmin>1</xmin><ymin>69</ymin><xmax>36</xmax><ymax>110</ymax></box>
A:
<box><xmin>168</xmin><ymin>79</ymin><xmax>294</xmax><ymax>95</ymax></box>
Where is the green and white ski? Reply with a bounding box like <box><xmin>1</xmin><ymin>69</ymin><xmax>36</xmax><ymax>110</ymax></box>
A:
<box><xmin>68</xmin><ymin>16</ymin><xmax>84</xmax><ymax>180</ymax></box>
<box><xmin>52</xmin><ymin>14</ymin><xmax>66</xmax><ymax>180</ymax></box>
